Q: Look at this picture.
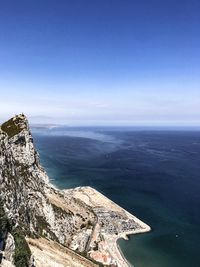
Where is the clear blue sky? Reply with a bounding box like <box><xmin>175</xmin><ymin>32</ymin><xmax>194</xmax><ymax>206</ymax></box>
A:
<box><xmin>0</xmin><ymin>0</ymin><xmax>200</xmax><ymax>125</ymax></box>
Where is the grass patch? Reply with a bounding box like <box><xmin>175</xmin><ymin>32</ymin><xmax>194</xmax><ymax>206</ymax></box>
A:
<box><xmin>1</xmin><ymin>115</ymin><xmax>26</xmax><ymax>138</ymax></box>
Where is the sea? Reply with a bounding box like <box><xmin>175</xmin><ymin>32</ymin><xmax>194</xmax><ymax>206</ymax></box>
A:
<box><xmin>31</xmin><ymin>126</ymin><xmax>200</xmax><ymax>267</ymax></box>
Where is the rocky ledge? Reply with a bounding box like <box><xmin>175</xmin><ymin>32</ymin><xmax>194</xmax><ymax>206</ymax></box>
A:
<box><xmin>0</xmin><ymin>114</ymin><xmax>150</xmax><ymax>267</ymax></box>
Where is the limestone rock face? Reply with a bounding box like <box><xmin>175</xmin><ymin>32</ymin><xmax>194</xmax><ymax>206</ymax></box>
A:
<box><xmin>0</xmin><ymin>114</ymin><xmax>49</xmax><ymax>231</ymax></box>
<box><xmin>2</xmin><ymin>233</ymin><xmax>15</xmax><ymax>265</ymax></box>
<box><xmin>0</xmin><ymin>115</ymin><xmax>97</xmax><ymax>267</ymax></box>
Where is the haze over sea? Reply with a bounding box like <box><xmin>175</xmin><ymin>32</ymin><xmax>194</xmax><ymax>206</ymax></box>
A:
<box><xmin>32</xmin><ymin>126</ymin><xmax>200</xmax><ymax>267</ymax></box>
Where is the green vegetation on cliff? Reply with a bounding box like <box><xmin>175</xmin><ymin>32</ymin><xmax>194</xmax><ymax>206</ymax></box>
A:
<box><xmin>0</xmin><ymin>200</ymin><xmax>31</xmax><ymax>267</ymax></box>
<box><xmin>1</xmin><ymin>114</ymin><xmax>26</xmax><ymax>138</ymax></box>
<box><xmin>0</xmin><ymin>200</ymin><xmax>10</xmax><ymax>239</ymax></box>
<box><xmin>12</xmin><ymin>227</ymin><xmax>31</xmax><ymax>267</ymax></box>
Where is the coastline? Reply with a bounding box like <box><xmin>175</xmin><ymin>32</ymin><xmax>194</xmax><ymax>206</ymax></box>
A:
<box><xmin>42</xmin><ymin>161</ymin><xmax>151</xmax><ymax>267</ymax></box>
<box><xmin>37</xmin><ymin>142</ymin><xmax>151</xmax><ymax>266</ymax></box>
<box><xmin>33</xmin><ymin>127</ymin><xmax>200</xmax><ymax>267</ymax></box>
<box><xmin>64</xmin><ymin>186</ymin><xmax>151</xmax><ymax>267</ymax></box>
<box><xmin>114</xmin><ymin>225</ymin><xmax>151</xmax><ymax>267</ymax></box>
<box><xmin>117</xmin><ymin>239</ymin><xmax>133</xmax><ymax>267</ymax></box>
<box><xmin>116</xmin><ymin>226</ymin><xmax>151</xmax><ymax>267</ymax></box>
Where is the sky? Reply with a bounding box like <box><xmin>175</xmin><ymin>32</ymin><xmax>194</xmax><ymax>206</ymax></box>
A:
<box><xmin>0</xmin><ymin>0</ymin><xmax>200</xmax><ymax>126</ymax></box>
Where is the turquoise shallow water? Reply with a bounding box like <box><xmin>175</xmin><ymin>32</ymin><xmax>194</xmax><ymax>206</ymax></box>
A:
<box><xmin>32</xmin><ymin>127</ymin><xmax>200</xmax><ymax>267</ymax></box>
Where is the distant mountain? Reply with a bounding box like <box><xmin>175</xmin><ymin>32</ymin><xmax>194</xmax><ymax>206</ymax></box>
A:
<box><xmin>30</xmin><ymin>123</ymin><xmax>60</xmax><ymax>129</ymax></box>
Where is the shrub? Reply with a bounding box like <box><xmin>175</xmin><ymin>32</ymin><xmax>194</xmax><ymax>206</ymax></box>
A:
<box><xmin>0</xmin><ymin>201</ymin><xmax>10</xmax><ymax>239</ymax></box>
<box><xmin>12</xmin><ymin>227</ymin><xmax>31</xmax><ymax>267</ymax></box>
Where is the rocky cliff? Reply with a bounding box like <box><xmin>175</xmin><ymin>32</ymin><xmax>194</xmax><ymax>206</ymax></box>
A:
<box><xmin>0</xmin><ymin>114</ymin><xmax>150</xmax><ymax>267</ymax></box>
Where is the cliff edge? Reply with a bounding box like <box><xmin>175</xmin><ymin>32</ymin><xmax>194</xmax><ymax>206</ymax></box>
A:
<box><xmin>0</xmin><ymin>114</ymin><xmax>150</xmax><ymax>267</ymax></box>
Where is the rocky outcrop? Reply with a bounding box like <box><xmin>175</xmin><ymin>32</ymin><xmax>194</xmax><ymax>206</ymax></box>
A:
<box><xmin>0</xmin><ymin>114</ymin><xmax>97</xmax><ymax>267</ymax></box>
<box><xmin>0</xmin><ymin>114</ymin><xmax>150</xmax><ymax>267</ymax></box>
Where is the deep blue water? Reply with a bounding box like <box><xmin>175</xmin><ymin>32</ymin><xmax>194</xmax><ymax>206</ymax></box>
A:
<box><xmin>32</xmin><ymin>127</ymin><xmax>200</xmax><ymax>267</ymax></box>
